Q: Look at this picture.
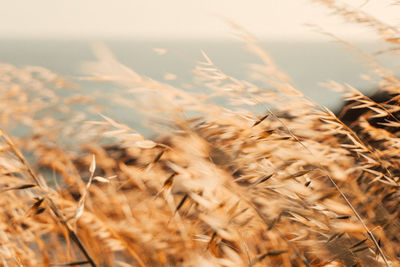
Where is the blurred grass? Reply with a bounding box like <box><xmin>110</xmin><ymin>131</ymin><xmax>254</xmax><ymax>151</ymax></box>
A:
<box><xmin>0</xmin><ymin>1</ymin><xmax>400</xmax><ymax>266</ymax></box>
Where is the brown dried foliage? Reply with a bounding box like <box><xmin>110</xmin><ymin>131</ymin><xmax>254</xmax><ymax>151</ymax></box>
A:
<box><xmin>0</xmin><ymin>1</ymin><xmax>400</xmax><ymax>266</ymax></box>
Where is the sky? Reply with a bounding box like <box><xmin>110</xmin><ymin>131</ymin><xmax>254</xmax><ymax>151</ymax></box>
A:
<box><xmin>0</xmin><ymin>0</ymin><xmax>399</xmax><ymax>41</ymax></box>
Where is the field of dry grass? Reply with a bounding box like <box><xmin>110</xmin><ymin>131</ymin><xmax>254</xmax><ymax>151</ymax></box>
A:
<box><xmin>1</xmin><ymin>1</ymin><xmax>400</xmax><ymax>266</ymax></box>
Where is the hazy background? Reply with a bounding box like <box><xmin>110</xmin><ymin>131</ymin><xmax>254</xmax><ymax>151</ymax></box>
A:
<box><xmin>0</xmin><ymin>0</ymin><xmax>398</xmax><ymax>127</ymax></box>
<box><xmin>0</xmin><ymin>0</ymin><xmax>399</xmax><ymax>40</ymax></box>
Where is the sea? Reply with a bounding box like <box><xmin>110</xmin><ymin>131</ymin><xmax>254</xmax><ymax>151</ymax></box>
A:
<box><xmin>0</xmin><ymin>39</ymin><xmax>397</xmax><ymax>134</ymax></box>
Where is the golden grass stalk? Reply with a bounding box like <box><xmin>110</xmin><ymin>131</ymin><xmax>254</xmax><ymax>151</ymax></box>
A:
<box><xmin>0</xmin><ymin>1</ymin><xmax>400</xmax><ymax>266</ymax></box>
<box><xmin>0</xmin><ymin>128</ymin><xmax>97</xmax><ymax>267</ymax></box>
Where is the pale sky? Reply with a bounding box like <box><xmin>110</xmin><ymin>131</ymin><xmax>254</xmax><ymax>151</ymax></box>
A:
<box><xmin>0</xmin><ymin>0</ymin><xmax>399</xmax><ymax>40</ymax></box>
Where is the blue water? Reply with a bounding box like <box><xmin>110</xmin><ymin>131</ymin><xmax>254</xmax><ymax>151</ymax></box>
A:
<box><xmin>0</xmin><ymin>39</ymin><xmax>397</xmax><ymax>133</ymax></box>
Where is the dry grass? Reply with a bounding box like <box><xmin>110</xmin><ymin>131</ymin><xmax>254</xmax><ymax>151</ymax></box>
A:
<box><xmin>0</xmin><ymin>1</ymin><xmax>400</xmax><ymax>266</ymax></box>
